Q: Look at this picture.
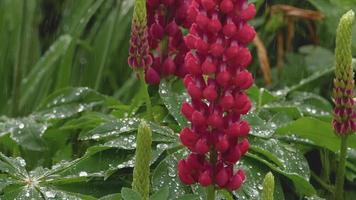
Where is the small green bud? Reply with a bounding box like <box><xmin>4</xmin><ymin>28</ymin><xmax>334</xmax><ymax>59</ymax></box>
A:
<box><xmin>132</xmin><ymin>121</ymin><xmax>152</xmax><ymax>200</ymax></box>
<box><xmin>132</xmin><ymin>0</ymin><xmax>147</xmax><ymax>27</ymax></box>
<box><xmin>261</xmin><ymin>172</ymin><xmax>275</xmax><ymax>200</ymax></box>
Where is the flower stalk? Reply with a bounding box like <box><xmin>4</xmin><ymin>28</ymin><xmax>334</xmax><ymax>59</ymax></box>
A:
<box><xmin>332</xmin><ymin>9</ymin><xmax>355</xmax><ymax>200</ymax></box>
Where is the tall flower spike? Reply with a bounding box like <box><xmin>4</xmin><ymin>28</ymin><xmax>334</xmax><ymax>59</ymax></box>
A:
<box><xmin>128</xmin><ymin>0</ymin><xmax>153</xmax><ymax>76</ymax></box>
<box><xmin>132</xmin><ymin>121</ymin><xmax>152</xmax><ymax>200</ymax></box>
<box><xmin>178</xmin><ymin>0</ymin><xmax>256</xmax><ymax>196</ymax></box>
<box><xmin>332</xmin><ymin>10</ymin><xmax>355</xmax><ymax>135</ymax></box>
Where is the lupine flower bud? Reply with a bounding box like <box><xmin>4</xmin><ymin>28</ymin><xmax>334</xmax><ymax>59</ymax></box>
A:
<box><xmin>261</xmin><ymin>172</ymin><xmax>275</xmax><ymax>200</ymax></box>
<box><xmin>132</xmin><ymin>121</ymin><xmax>152</xmax><ymax>200</ymax></box>
<box><xmin>178</xmin><ymin>0</ymin><xmax>255</xmax><ymax>191</ymax></box>
<box><xmin>332</xmin><ymin>10</ymin><xmax>356</xmax><ymax>135</ymax></box>
<box><xmin>128</xmin><ymin>0</ymin><xmax>152</xmax><ymax>71</ymax></box>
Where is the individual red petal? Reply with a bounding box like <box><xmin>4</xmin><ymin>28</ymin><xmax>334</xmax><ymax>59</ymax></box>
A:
<box><xmin>202</xmin><ymin>57</ymin><xmax>216</xmax><ymax>74</ymax></box>
<box><xmin>240</xmin><ymin>4</ymin><xmax>256</xmax><ymax>21</ymax></box>
<box><xmin>220</xmin><ymin>91</ymin><xmax>235</xmax><ymax>110</ymax></box>
<box><xmin>237</xmin><ymin>169</ymin><xmax>246</xmax><ymax>182</ymax></box>
<box><xmin>180</xmin><ymin>128</ymin><xmax>199</xmax><ymax>148</ymax></box>
<box><xmin>198</xmin><ymin>169</ymin><xmax>213</xmax><ymax>186</ymax></box>
<box><xmin>215</xmin><ymin>135</ymin><xmax>230</xmax><ymax>153</ymax></box>
<box><xmin>208</xmin><ymin>15</ymin><xmax>222</xmax><ymax>33</ymax></box>
<box><xmin>223</xmin><ymin>144</ymin><xmax>241</xmax><ymax>164</ymax></box>
<box><xmin>207</xmin><ymin>112</ymin><xmax>224</xmax><ymax>129</ymax></box>
<box><xmin>225</xmin><ymin>173</ymin><xmax>243</xmax><ymax>191</ymax></box>
<box><xmin>235</xmin><ymin>70</ymin><xmax>254</xmax><ymax>89</ymax></box>
<box><xmin>201</xmin><ymin>0</ymin><xmax>216</xmax><ymax>11</ymax></box>
<box><xmin>223</xmin><ymin>19</ymin><xmax>237</xmax><ymax>38</ymax></box>
<box><xmin>210</xmin><ymin>39</ymin><xmax>225</xmax><ymax>57</ymax></box>
<box><xmin>178</xmin><ymin>160</ymin><xmax>195</xmax><ymax>185</ymax></box>
<box><xmin>181</xmin><ymin>102</ymin><xmax>195</xmax><ymax>120</ymax></box>
<box><xmin>239</xmin><ymin>139</ymin><xmax>250</xmax><ymax>155</ymax></box>
<box><xmin>149</xmin><ymin>22</ymin><xmax>165</xmax><ymax>40</ymax></box>
<box><xmin>196</xmin><ymin>13</ymin><xmax>209</xmax><ymax>29</ymax></box>
<box><xmin>203</xmin><ymin>86</ymin><xmax>218</xmax><ymax>102</ymax></box>
<box><xmin>216</xmin><ymin>70</ymin><xmax>231</xmax><ymax>87</ymax></box>
<box><xmin>238</xmin><ymin>121</ymin><xmax>250</xmax><ymax>137</ymax></box>
<box><xmin>187</xmin><ymin>153</ymin><xmax>204</xmax><ymax>169</ymax></box>
<box><xmin>195</xmin><ymin>138</ymin><xmax>209</xmax><ymax>154</ymax></box>
<box><xmin>185</xmin><ymin>34</ymin><xmax>198</xmax><ymax>49</ymax></box>
<box><xmin>215</xmin><ymin>167</ymin><xmax>229</xmax><ymax>187</ymax></box>
<box><xmin>192</xmin><ymin>111</ymin><xmax>206</xmax><ymax>127</ymax></box>
<box><xmin>187</xmin><ymin>82</ymin><xmax>203</xmax><ymax>100</ymax></box>
<box><xmin>166</xmin><ymin>21</ymin><xmax>179</xmax><ymax>36</ymax></box>
<box><xmin>220</xmin><ymin>0</ymin><xmax>234</xmax><ymax>13</ymax></box>
<box><xmin>145</xmin><ymin>67</ymin><xmax>161</xmax><ymax>84</ymax></box>
<box><xmin>162</xmin><ymin>57</ymin><xmax>176</xmax><ymax>75</ymax></box>
<box><xmin>235</xmin><ymin>24</ymin><xmax>256</xmax><ymax>44</ymax></box>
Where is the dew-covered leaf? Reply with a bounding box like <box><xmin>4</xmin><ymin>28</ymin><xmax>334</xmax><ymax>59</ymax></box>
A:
<box><xmin>150</xmin><ymin>186</ymin><xmax>169</xmax><ymax>200</ymax></box>
<box><xmin>247</xmin><ymin>85</ymin><xmax>279</xmax><ymax>107</ymax></box>
<box><xmin>233</xmin><ymin>158</ymin><xmax>285</xmax><ymax>200</ymax></box>
<box><xmin>152</xmin><ymin>149</ymin><xmax>192</xmax><ymax>199</ymax></box>
<box><xmin>0</xmin><ymin>153</ymin><xmax>28</xmax><ymax>179</ymax></box>
<box><xmin>159</xmin><ymin>79</ymin><xmax>189</xmax><ymax>128</ymax></box>
<box><xmin>276</xmin><ymin>117</ymin><xmax>356</xmax><ymax>152</ymax></box>
<box><xmin>121</xmin><ymin>187</ymin><xmax>142</xmax><ymax>200</ymax></box>
<box><xmin>35</xmin><ymin>87</ymin><xmax>110</xmax><ymax>120</ymax></box>
<box><xmin>79</xmin><ymin>117</ymin><xmax>176</xmax><ymax>141</ymax></box>
<box><xmin>0</xmin><ymin>116</ymin><xmax>47</xmax><ymax>151</ymax></box>
<box><xmin>248</xmin><ymin>138</ymin><xmax>316</xmax><ymax>196</ymax></box>
<box><xmin>99</xmin><ymin>193</ymin><xmax>122</xmax><ymax>200</ymax></box>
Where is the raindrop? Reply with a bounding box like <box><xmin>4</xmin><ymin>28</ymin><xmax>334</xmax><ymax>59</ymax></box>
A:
<box><xmin>45</xmin><ymin>191</ymin><xmax>55</xmax><ymax>198</ymax></box>
<box><xmin>18</xmin><ymin>123</ymin><xmax>25</xmax><ymax>129</ymax></box>
<box><xmin>79</xmin><ymin>171</ymin><xmax>88</xmax><ymax>177</ymax></box>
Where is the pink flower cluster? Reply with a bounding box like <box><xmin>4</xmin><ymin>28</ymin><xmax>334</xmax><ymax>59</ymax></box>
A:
<box><xmin>145</xmin><ymin>0</ymin><xmax>191</xmax><ymax>84</ymax></box>
<box><xmin>177</xmin><ymin>0</ymin><xmax>256</xmax><ymax>191</ymax></box>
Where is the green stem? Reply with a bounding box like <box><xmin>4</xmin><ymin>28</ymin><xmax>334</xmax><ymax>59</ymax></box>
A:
<box><xmin>138</xmin><ymin>70</ymin><xmax>154</xmax><ymax>121</ymax></box>
<box><xmin>310</xmin><ymin>171</ymin><xmax>333</xmax><ymax>194</ymax></box>
<box><xmin>206</xmin><ymin>185</ymin><xmax>216</xmax><ymax>200</ymax></box>
<box><xmin>334</xmin><ymin>136</ymin><xmax>348</xmax><ymax>200</ymax></box>
<box><xmin>320</xmin><ymin>149</ymin><xmax>331</xmax><ymax>184</ymax></box>
<box><xmin>207</xmin><ymin>149</ymin><xmax>217</xmax><ymax>200</ymax></box>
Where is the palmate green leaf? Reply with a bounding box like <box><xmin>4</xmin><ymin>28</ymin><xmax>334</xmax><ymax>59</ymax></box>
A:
<box><xmin>0</xmin><ymin>153</ymin><xmax>97</xmax><ymax>200</ymax></box>
<box><xmin>248</xmin><ymin>137</ymin><xmax>315</xmax><ymax>196</ymax></box>
<box><xmin>121</xmin><ymin>187</ymin><xmax>142</xmax><ymax>200</ymax></box>
<box><xmin>99</xmin><ymin>193</ymin><xmax>122</xmax><ymax>200</ymax></box>
<box><xmin>152</xmin><ymin>149</ymin><xmax>191</xmax><ymax>199</ymax></box>
<box><xmin>79</xmin><ymin>117</ymin><xmax>177</xmax><ymax>142</ymax></box>
<box><xmin>159</xmin><ymin>79</ymin><xmax>189</xmax><ymax>128</ymax></box>
<box><xmin>150</xmin><ymin>186</ymin><xmax>169</xmax><ymax>200</ymax></box>
<box><xmin>0</xmin><ymin>87</ymin><xmax>110</xmax><ymax>151</ymax></box>
<box><xmin>0</xmin><ymin>116</ymin><xmax>47</xmax><ymax>151</ymax></box>
<box><xmin>19</xmin><ymin>35</ymin><xmax>72</xmax><ymax>112</ymax></box>
<box><xmin>233</xmin><ymin>158</ymin><xmax>285</xmax><ymax>200</ymax></box>
<box><xmin>276</xmin><ymin>117</ymin><xmax>356</xmax><ymax>152</ymax></box>
<box><xmin>36</xmin><ymin>87</ymin><xmax>111</xmax><ymax>121</ymax></box>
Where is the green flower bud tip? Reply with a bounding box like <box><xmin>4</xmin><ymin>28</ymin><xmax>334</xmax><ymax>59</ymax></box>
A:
<box><xmin>261</xmin><ymin>172</ymin><xmax>275</xmax><ymax>200</ymax></box>
<box><xmin>132</xmin><ymin>0</ymin><xmax>147</xmax><ymax>26</ymax></box>
<box><xmin>333</xmin><ymin>9</ymin><xmax>356</xmax><ymax>135</ymax></box>
<box><xmin>132</xmin><ymin>120</ymin><xmax>152</xmax><ymax>200</ymax></box>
